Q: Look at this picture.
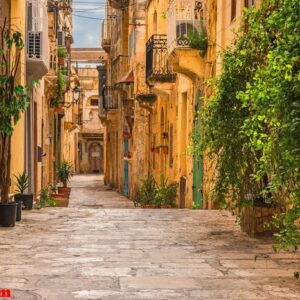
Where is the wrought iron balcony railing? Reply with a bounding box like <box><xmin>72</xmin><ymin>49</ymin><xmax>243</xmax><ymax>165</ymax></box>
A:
<box><xmin>102</xmin><ymin>86</ymin><xmax>118</xmax><ymax>110</ymax></box>
<box><xmin>146</xmin><ymin>34</ymin><xmax>175</xmax><ymax>83</ymax></box>
<box><xmin>167</xmin><ymin>0</ymin><xmax>203</xmax><ymax>54</ymax></box>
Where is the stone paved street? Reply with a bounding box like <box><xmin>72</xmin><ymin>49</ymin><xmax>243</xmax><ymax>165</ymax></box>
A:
<box><xmin>0</xmin><ymin>175</ymin><xmax>300</xmax><ymax>300</ymax></box>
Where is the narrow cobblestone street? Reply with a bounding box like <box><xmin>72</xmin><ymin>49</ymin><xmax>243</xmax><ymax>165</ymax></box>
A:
<box><xmin>0</xmin><ymin>175</ymin><xmax>300</xmax><ymax>300</ymax></box>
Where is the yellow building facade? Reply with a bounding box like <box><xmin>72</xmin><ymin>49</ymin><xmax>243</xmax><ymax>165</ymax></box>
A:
<box><xmin>102</xmin><ymin>0</ymin><xmax>260</xmax><ymax>209</ymax></box>
<box><xmin>1</xmin><ymin>0</ymin><xmax>27</xmax><ymax>194</ymax></box>
<box><xmin>0</xmin><ymin>0</ymin><xmax>75</xmax><ymax>200</ymax></box>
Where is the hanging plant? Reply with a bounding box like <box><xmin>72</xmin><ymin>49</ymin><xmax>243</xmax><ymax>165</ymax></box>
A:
<box><xmin>50</xmin><ymin>71</ymin><xmax>66</xmax><ymax>108</ymax></box>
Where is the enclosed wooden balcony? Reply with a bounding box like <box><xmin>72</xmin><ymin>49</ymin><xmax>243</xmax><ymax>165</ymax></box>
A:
<box><xmin>103</xmin><ymin>86</ymin><xmax>118</xmax><ymax>110</ymax></box>
<box><xmin>26</xmin><ymin>0</ymin><xmax>49</xmax><ymax>80</ymax></box>
<box><xmin>101</xmin><ymin>21</ymin><xmax>111</xmax><ymax>53</ymax></box>
<box><xmin>146</xmin><ymin>35</ymin><xmax>175</xmax><ymax>83</ymax></box>
<box><xmin>109</xmin><ymin>0</ymin><xmax>129</xmax><ymax>10</ymax></box>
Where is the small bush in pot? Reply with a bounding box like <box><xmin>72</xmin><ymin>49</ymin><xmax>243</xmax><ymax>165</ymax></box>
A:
<box><xmin>57</xmin><ymin>160</ymin><xmax>74</xmax><ymax>198</ymax></box>
<box><xmin>14</xmin><ymin>172</ymin><xmax>34</xmax><ymax>211</ymax></box>
<box><xmin>39</xmin><ymin>185</ymin><xmax>56</xmax><ymax>208</ymax></box>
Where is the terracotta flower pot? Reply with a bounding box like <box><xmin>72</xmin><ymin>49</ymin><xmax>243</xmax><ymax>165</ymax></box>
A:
<box><xmin>161</xmin><ymin>204</ymin><xmax>172</xmax><ymax>208</ymax></box>
<box><xmin>123</xmin><ymin>131</ymin><xmax>131</xmax><ymax>140</ymax></box>
<box><xmin>58</xmin><ymin>187</ymin><xmax>71</xmax><ymax>198</ymax></box>
<box><xmin>58</xmin><ymin>57</ymin><xmax>65</xmax><ymax>66</ymax></box>
<box><xmin>141</xmin><ymin>204</ymin><xmax>155</xmax><ymax>209</ymax></box>
<box><xmin>50</xmin><ymin>193</ymin><xmax>69</xmax><ymax>207</ymax></box>
<box><xmin>159</xmin><ymin>145</ymin><xmax>168</xmax><ymax>155</ymax></box>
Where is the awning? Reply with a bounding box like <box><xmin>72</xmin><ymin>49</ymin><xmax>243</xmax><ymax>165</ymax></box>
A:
<box><xmin>118</xmin><ymin>70</ymin><xmax>134</xmax><ymax>84</ymax></box>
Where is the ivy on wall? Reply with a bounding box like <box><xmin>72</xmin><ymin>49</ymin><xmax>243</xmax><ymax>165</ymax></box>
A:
<box><xmin>192</xmin><ymin>0</ymin><xmax>300</xmax><ymax>250</ymax></box>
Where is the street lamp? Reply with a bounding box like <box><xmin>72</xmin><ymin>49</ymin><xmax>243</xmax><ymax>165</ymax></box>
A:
<box><xmin>64</xmin><ymin>86</ymin><xmax>81</xmax><ymax>108</ymax></box>
<box><xmin>72</xmin><ymin>86</ymin><xmax>80</xmax><ymax>103</ymax></box>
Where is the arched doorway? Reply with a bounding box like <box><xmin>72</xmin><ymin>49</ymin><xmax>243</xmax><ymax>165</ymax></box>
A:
<box><xmin>88</xmin><ymin>143</ymin><xmax>103</xmax><ymax>174</ymax></box>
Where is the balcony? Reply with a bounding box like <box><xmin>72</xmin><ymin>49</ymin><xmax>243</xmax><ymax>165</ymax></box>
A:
<box><xmin>167</xmin><ymin>0</ymin><xmax>202</xmax><ymax>54</ymax></box>
<box><xmin>26</xmin><ymin>0</ymin><xmax>49</xmax><ymax>80</ymax></box>
<box><xmin>103</xmin><ymin>86</ymin><xmax>118</xmax><ymax>110</ymax></box>
<box><xmin>166</xmin><ymin>0</ymin><xmax>206</xmax><ymax>79</ymax></box>
<box><xmin>109</xmin><ymin>0</ymin><xmax>129</xmax><ymax>10</ymax></box>
<box><xmin>146</xmin><ymin>34</ymin><xmax>175</xmax><ymax>83</ymax></box>
<box><xmin>101</xmin><ymin>21</ymin><xmax>111</xmax><ymax>53</ymax></box>
<box><xmin>112</xmin><ymin>55</ymin><xmax>129</xmax><ymax>84</ymax></box>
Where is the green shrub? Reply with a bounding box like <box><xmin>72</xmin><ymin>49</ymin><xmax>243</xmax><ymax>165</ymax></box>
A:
<box><xmin>57</xmin><ymin>48</ymin><xmax>67</xmax><ymax>58</ymax></box>
<box><xmin>188</xmin><ymin>19</ymin><xmax>208</xmax><ymax>56</ymax></box>
<box><xmin>57</xmin><ymin>160</ymin><xmax>73</xmax><ymax>187</ymax></box>
<box><xmin>39</xmin><ymin>185</ymin><xmax>56</xmax><ymax>208</ymax></box>
<box><xmin>134</xmin><ymin>175</ymin><xmax>178</xmax><ymax>208</ymax></box>
<box><xmin>14</xmin><ymin>172</ymin><xmax>29</xmax><ymax>194</ymax></box>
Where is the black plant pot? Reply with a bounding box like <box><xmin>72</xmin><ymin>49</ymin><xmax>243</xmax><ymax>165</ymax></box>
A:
<box><xmin>15</xmin><ymin>199</ymin><xmax>23</xmax><ymax>221</ymax></box>
<box><xmin>15</xmin><ymin>194</ymin><xmax>34</xmax><ymax>210</ymax></box>
<box><xmin>0</xmin><ymin>202</ymin><xmax>17</xmax><ymax>227</ymax></box>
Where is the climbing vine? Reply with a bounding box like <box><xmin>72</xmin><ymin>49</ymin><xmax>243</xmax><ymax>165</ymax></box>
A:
<box><xmin>192</xmin><ymin>0</ymin><xmax>300</xmax><ymax>250</ymax></box>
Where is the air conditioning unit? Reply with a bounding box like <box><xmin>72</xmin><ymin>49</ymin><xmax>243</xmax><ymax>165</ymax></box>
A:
<box><xmin>57</xmin><ymin>30</ymin><xmax>66</xmax><ymax>47</ymax></box>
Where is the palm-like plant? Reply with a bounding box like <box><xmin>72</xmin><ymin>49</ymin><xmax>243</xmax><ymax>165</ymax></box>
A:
<box><xmin>14</xmin><ymin>172</ymin><xmax>29</xmax><ymax>194</ymax></box>
<box><xmin>57</xmin><ymin>161</ymin><xmax>73</xmax><ymax>188</ymax></box>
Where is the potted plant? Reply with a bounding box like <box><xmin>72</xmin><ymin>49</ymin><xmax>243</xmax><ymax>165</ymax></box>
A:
<box><xmin>0</xmin><ymin>27</ymin><xmax>30</xmax><ymax>227</ymax></box>
<box><xmin>39</xmin><ymin>185</ymin><xmax>56</xmax><ymax>208</ymax></box>
<box><xmin>57</xmin><ymin>160</ymin><xmax>73</xmax><ymax>198</ymax></box>
<box><xmin>123</xmin><ymin>131</ymin><xmax>131</xmax><ymax>140</ymax></box>
<box><xmin>50</xmin><ymin>71</ymin><xmax>66</xmax><ymax>109</ymax></box>
<box><xmin>124</xmin><ymin>151</ymin><xmax>132</xmax><ymax>160</ymax></box>
<box><xmin>157</xmin><ymin>177</ymin><xmax>178</xmax><ymax>208</ymax></box>
<box><xmin>162</xmin><ymin>132</ymin><xmax>169</xmax><ymax>139</ymax></box>
<box><xmin>161</xmin><ymin>145</ymin><xmax>169</xmax><ymax>155</ymax></box>
<box><xmin>57</xmin><ymin>48</ymin><xmax>67</xmax><ymax>66</ymax></box>
<box><xmin>187</xmin><ymin>19</ymin><xmax>208</xmax><ymax>57</ymax></box>
<box><xmin>14</xmin><ymin>172</ymin><xmax>34</xmax><ymax>211</ymax></box>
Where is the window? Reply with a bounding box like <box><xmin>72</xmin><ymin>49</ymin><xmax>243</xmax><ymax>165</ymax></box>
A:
<box><xmin>90</xmin><ymin>99</ymin><xmax>99</xmax><ymax>106</ymax></box>
<box><xmin>245</xmin><ymin>0</ymin><xmax>256</xmax><ymax>8</ymax></box>
<box><xmin>231</xmin><ymin>0</ymin><xmax>237</xmax><ymax>21</ymax></box>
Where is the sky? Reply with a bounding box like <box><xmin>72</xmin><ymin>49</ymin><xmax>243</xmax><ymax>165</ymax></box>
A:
<box><xmin>72</xmin><ymin>1</ymin><xmax>106</xmax><ymax>48</ymax></box>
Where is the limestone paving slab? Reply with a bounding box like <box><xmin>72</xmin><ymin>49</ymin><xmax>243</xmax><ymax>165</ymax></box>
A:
<box><xmin>0</xmin><ymin>175</ymin><xmax>299</xmax><ymax>299</ymax></box>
